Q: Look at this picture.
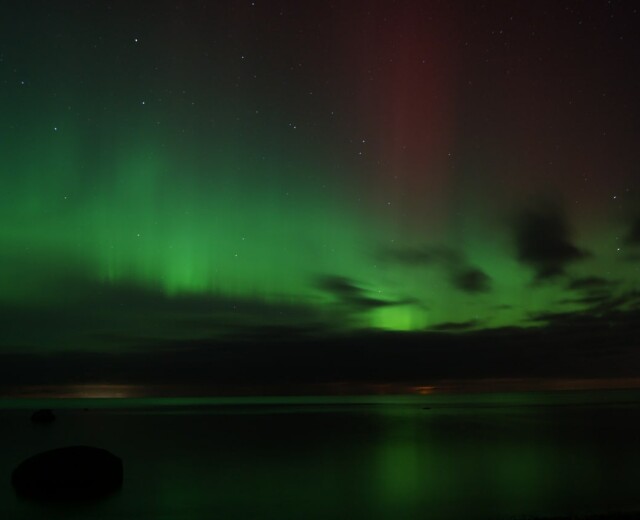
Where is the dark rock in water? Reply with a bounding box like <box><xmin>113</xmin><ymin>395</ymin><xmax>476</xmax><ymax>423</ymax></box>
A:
<box><xmin>31</xmin><ymin>409</ymin><xmax>55</xmax><ymax>423</ymax></box>
<box><xmin>12</xmin><ymin>446</ymin><xmax>123</xmax><ymax>500</ymax></box>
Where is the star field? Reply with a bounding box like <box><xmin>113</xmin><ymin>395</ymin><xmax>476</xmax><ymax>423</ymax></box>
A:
<box><xmin>1</xmin><ymin>1</ymin><xmax>640</xmax><ymax>390</ymax></box>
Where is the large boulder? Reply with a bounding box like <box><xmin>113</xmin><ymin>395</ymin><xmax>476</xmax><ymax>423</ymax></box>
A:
<box><xmin>30</xmin><ymin>409</ymin><xmax>55</xmax><ymax>423</ymax></box>
<box><xmin>12</xmin><ymin>446</ymin><xmax>123</xmax><ymax>500</ymax></box>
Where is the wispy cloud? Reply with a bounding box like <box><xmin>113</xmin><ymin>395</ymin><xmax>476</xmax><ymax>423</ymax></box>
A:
<box><xmin>379</xmin><ymin>245</ymin><xmax>492</xmax><ymax>294</ymax></box>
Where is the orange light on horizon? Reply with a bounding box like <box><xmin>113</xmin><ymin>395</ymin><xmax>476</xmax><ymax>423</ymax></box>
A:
<box><xmin>9</xmin><ymin>384</ymin><xmax>142</xmax><ymax>399</ymax></box>
<box><xmin>412</xmin><ymin>385</ymin><xmax>436</xmax><ymax>395</ymax></box>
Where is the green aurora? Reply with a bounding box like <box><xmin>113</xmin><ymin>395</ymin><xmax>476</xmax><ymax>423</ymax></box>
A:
<box><xmin>3</xmin><ymin>110</ymin><xmax>635</xmax><ymax>339</ymax></box>
<box><xmin>0</xmin><ymin>1</ymin><xmax>639</xmax><ymax>362</ymax></box>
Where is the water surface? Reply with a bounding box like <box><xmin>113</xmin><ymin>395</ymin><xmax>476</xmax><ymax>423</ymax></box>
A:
<box><xmin>1</xmin><ymin>391</ymin><xmax>639</xmax><ymax>519</ymax></box>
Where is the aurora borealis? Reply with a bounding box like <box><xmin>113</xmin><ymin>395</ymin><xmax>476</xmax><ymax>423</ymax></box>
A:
<box><xmin>1</xmin><ymin>1</ymin><xmax>640</xmax><ymax>393</ymax></box>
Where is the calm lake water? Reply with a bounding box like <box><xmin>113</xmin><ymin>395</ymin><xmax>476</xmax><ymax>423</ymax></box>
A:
<box><xmin>1</xmin><ymin>391</ymin><xmax>640</xmax><ymax>519</ymax></box>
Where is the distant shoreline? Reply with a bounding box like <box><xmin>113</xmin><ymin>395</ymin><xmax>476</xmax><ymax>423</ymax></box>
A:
<box><xmin>2</xmin><ymin>388</ymin><xmax>640</xmax><ymax>411</ymax></box>
<box><xmin>4</xmin><ymin>378</ymin><xmax>640</xmax><ymax>399</ymax></box>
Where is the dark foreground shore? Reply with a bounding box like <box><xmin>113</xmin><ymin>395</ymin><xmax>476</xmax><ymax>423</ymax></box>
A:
<box><xmin>2</xmin><ymin>394</ymin><xmax>640</xmax><ymax>519</ymax></box>
<box><xmin>528</xmin><ymin>514</ymin><xmax>640</xmax><ymax>519</ymax></box>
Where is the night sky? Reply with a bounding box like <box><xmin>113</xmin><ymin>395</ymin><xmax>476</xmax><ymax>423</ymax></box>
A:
<box><xmin>1</xmin><ymin>1</ymin><xmax>640</xmax><ymax>395</ymax></box>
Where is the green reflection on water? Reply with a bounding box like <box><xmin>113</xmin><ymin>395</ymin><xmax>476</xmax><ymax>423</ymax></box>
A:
<box><xmin>376</xmin><ymin>410</ymin><xmax>423</xmax><ymax>508</ymax></box>
<box><xmin>2</xmin><ymin>392</ymin><xmax>640</xmax><ymax>519</ymax></box>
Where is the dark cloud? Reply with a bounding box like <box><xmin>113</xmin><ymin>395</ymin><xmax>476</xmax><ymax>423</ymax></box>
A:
<box><xmin>543</xmin><ymin>288</ymin><xmax>640</xmax><ymax>320</ymax></box>
<box><xmin>0</xmin><ymin>277</ymin><xmax>322</xmax><ymax>351</ymax></box>
<box><xmin>557</xmin><ymin>277</ymin><xmax>632</xmax><ymax>313</ymax></box>
<box><xmin>559</xmin><ymin>276</ymin><xmax>619</xmax><ymax>308</ymax></box>
<box><xmin>380</xmin><ymin>245</ymin><xmax>492</xmax><ymax>294</ymax></box>
<box><xmin>451</xmin><ymin>268</ymin><xmax>492</xmax><ymax>294</ymax></box>
<box><xmin>612</xmin><ymin>290</ymin><xmax>640</xmax><ymax>311</ymax></box>
<box><xmin>567</xmin><ymin>276</ymin><xmax>616</xmax><ymax>292</ymax></box>
<box><xmin>219</xmin><ymin>324</ymin><xmax>332</xmax><ymax>344</ymax></box>
<box><xmin>429</xmin><ymin>320</ymin><xmax>482</xmax><ymax>332</ymax></box>
<box><xmin>0</xmin><ymin>287</ymin><xmax>634</xmax><ymax>394</ymax></box>
<box><xmin>2</xmin><ymin>271</ymin><xmax>639</xmax><ymax>395</ymax></box>
<box><xmin>2</xmin><ymin>305</ymin><xmax>640</xmax><ymax>393</ymax></box>
<box><xmin>514</xmin><ymin>207</ymin><xmax>587</xmax><ymax>281</ymax></box>
<box><xmin>558</xmin><ymin>293</ymin><xmax>613</xmax><ymax>308</ymax></box>
<box><xmin>315</xmin><ymin>275</ymin><xmax>400</xmax><ymax>310</ymax></box>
